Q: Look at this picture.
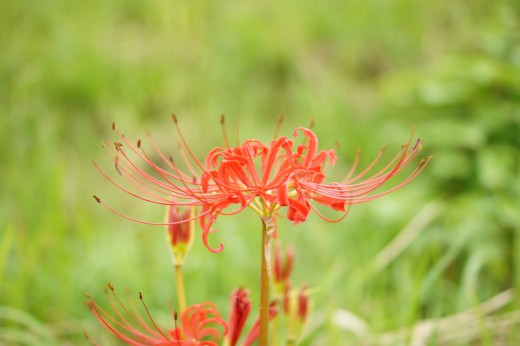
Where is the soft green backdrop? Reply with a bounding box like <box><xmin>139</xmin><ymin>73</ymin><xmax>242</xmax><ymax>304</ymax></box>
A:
<box><xmin>1</xmin><ymin>1</ymin><xmax>519</xmax><ymax>345</ymax></box>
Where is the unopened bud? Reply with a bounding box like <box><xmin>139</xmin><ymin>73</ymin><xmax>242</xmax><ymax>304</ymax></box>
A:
<box><xmin>273</xmin><ymin>243</ymin><xmax>294</xmax><ymax>297</ymax></box>
<box><xmin>225</xmin><ymin>288</ymin><xmax>251</xmax><ymax>346</ymax></box>
<box><xmin>165</xmin><ymin>205</ymin><xmax>195</xmax><ymax>266</ymax></box>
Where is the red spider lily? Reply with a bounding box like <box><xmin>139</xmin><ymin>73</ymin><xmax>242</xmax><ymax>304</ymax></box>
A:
<box><xmin>85</xmin><ymin>284</ymin><xmax>227</xmax><ymax>346</ymax></box>
<box><xmin>93</xmin><ymin>116</ymin><xmax>430</xmax><ymax>252</ymax></box>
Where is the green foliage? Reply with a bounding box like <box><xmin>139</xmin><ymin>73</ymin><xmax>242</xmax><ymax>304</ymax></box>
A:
<box><xmin>1</xmin><ymin>0</ymin><xmax>519</xmax><ymax>345</ymax></box>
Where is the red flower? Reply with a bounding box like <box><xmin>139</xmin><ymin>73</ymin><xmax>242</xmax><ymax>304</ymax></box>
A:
<box><xmin>85</xmin><ymin>284</ymin><xmax>227</xmax><ymax>346</ymax></box>
<box><xmin>94</xmin><ymin>116</ymin><xmax>429</xmax><ymax>252</ymax></box>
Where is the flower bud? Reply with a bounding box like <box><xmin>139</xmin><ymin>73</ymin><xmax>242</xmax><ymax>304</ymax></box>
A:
<box><xmin>165</xmin><ymin>206</ymin><xmax>195</xmax><ymax>265</ymax></box>
<box><xmin>273</xmin><ymin>243</ymin><xmax>294</xmax><ymax>298</ymax></box>
<box><xmin>226</xmin><ymin>288</ymin><xmax>251</xmax><ymax>346</ymax></box>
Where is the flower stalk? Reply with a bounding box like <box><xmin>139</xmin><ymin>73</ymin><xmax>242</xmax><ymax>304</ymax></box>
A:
<box><xmin>175</xmin><ymin>264</ymin><xmax>187</xmax><ymax>315</ymax></box>
<box><xmin>259</xmin><ymin>216</ymin><xmax>275</xmax><ymax>346</ymax></box>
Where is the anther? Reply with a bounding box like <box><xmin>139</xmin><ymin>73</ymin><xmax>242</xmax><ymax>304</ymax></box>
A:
<box><xmin>84</xmin><ymin>292</ymin><xmax>91</xmax><ymax>298</ymax></box>
<box><xmin>274</xmin><ymin>113</ymin><xmax>284</xmax><ymax>138</ymax></box>
<box><xmin>171</xmin><ymin>113</ymin><xmax>178</xmax><ymax>124</ymax></box>
<box><xmin>168</xmin><ymin>153</ymin><xmax>174</xmax><ymax>164</ymax></box>
<box><xmin>309</xmin><ymin>118</ymin><xmax>315</xmax><ymax>129</ymax></box>
<box><xmin>173</xmin><ymin>310</ymin><xmax>178</xmax><ymax>321</ymax></box>
<box><xmin>221</xmin><ymin>113</ymin><xmax>230</xmax><ymax>147</ymax></box>
<box><xmin>114</xmin><ymin>156</ymin><xmax>122</xmax><ymax>175</ymax></box>
<box><xmin>112</xmin><ymin>122</ymin><xmax>116</xmax><ymax>131</ymax></box>
<box><xmin>139</xmin><ymin>292</ymin><xmax>143</xmax><ymax>300</ymax></box>
<box><xmin>93</xmin><ymin>195</ymin><xmax>101</xmax><ymax>203</ymax></box>
<box><xmin>108</xmin><ymin>282</ymin><xmax>114</xmax><ymax>291</ymax></box>
<box><xmin>137</xmin><ymin>139</ymin><xmax>141</xmax><ymax>148</ymax></box>
<box><xmin>418</xmin><ymin>157</ymin><xmax>432</xmax><ymax>167</ymax></box>
<box><xmin>413</xmin><ymin>139</ymin><xmax>422</xmax><ymax>150</ymax></box>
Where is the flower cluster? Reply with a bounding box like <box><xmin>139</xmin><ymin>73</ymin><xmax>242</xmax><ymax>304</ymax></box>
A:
<box><xmin>94</xmin><ymin>116</ymin><xmax>429</xmax><ymax>253</ymax></box>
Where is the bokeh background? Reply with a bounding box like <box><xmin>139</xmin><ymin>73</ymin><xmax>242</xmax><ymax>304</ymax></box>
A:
<box><xmin>1</xmin><ymin>1</ymin><xmax>519</xmax><ymax>345</ymax></box>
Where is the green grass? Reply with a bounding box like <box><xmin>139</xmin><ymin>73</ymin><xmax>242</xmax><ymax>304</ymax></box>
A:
<box><xmin>1</xmin><ymin>0</ymin><xmax>519</xmax><ymax>345</ymax></box>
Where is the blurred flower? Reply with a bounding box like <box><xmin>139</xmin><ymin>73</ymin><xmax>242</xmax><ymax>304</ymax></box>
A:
<box><xmin>273</xmin><ymin>243</ymin><xmax>294</xmax><ymax>297</ymax></box>
<box><xmin>85</xmin><ymin>284</ymin><xmax>227</xmax><ymax>346</ymax></box>
<box><xmin>283</xmin><ymin>285</ymin><xmax>310</xmax><ymax>343</ymax></box>
<box><xmin>225</xmin><ymin>288</ymin><xmax>251</xmax><ymax>346</ymax></box>
<box><xmin>166</xmin><ymin>206</ymin><xmax>195</xmax><ymax>266</ymax></box>
<box><xmin>94</xmin><ymin>116</ymin><xmax>429</xmax><ymax>252</ymax></box>
<box><xmin>224</xmin><ymin>288</ymin><xmax>278</xmax><ymax>346</ymax></box>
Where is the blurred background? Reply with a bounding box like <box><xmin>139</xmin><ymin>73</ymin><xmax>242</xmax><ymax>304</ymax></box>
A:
<box><xmin>1</xmin><ymin>0</ymin><xmax>519</xmax><ymax>345</ymax></box>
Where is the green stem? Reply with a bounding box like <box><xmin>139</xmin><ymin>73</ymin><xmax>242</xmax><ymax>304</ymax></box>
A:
<box><xmin>259</xmin><ymin>217</ymin><xmax>274</xmax><ymax>346</ymax></box>
<box><xmin>175</xmin><ymin>264</ymin><xmax>187</xmax><ymax>315</ymax></box>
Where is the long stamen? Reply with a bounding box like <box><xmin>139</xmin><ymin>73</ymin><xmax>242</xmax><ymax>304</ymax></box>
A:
<box><xmin>235</xmin><ymin>120</ymin><xmax>240</xmax><ymax>146</ymax></box>
<box><xmin>274</xmin><ymin>113</ymin><xmax>284</xmax><ymax>139</ymax></box>
<box><xmin>100</xmin><ymin>137</ymin><xmax>190</xmax><ymax>200</ymax></box>
<box><xmin>221</xmin><ymin>114</ymin><xmax>230</xmax><ymax>148</ymax></box>
<box><xmin>139</xmin><ymin>292</ymin><xmax>171</xmax><ymax>340</ymax></box>
<box><xmin>171</xmin><ymin>114</ymin><xmax>206</xmax><ymax>170</ymax></box>
<box><xmin>84</xmin><ymin>331</ymin><xmax>102</xmax><ymax>346</ymax></box>
<box><xmin>110</xmin><ymin>284</ymin><xmax>169</xmax><ymax>340</ymax></box>
<box><xmin>342</xmin><ymin>145</ymin><xmax>387</xmax><ymax>184</ymax></box>
<box><xmin>307</xmin><ymin>201</ymin><xmax>351</xmax><ymax>223</ymax></box>
<box><xmin>92</xmin><ymin>195</ymin><xmax>211</xmax><ymax>226</ymax></box>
